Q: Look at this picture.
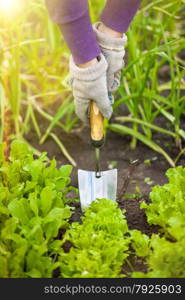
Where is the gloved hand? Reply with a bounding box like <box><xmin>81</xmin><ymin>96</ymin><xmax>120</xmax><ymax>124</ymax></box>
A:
<box><xmin>93</xmin><ymin>22</ymin><xmax>127</xmax><ymax>93</ymax></box>
<box><xmin>70</xmin><ymin>53</ymin><xmax>113</xmax><ymax>123</ymax></box>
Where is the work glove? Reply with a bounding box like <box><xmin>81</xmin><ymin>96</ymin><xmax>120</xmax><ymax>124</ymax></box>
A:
<box><xmin>93</xmin><ymin>22</ymin><xmax>127</xmax><ymax>93</ymax></box>
<box><xmin>69</xmin><ymin>53</ymin><xmax>113</xmax><ymax>123</ymax></box>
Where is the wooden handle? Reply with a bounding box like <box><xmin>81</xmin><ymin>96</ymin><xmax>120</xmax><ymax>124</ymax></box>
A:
<box><xmin>90</xmin><ymin>101</ymin><xmax>104</xmax><ymax>148</ymax></box>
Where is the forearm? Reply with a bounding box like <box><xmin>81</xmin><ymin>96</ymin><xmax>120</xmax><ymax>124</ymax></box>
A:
<box><xmin>101</xmin><ymin>0</ymin><xmax>141</xmax><ymax>33</ymax></box>
<box><xmin>45</xmin><ymin>0</ymin><xmax>100</xmax><ymax>64</ymax></box>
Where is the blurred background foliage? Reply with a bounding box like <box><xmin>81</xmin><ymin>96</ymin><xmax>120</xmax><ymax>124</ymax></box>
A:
<box><xmin>0</xmin><ymin>0</ymin><xmax>185</xmax><ymax>165</ymax></box>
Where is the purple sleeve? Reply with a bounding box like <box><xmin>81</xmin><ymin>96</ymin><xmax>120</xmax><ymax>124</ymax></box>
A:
<box><xmin>45</xmin><ymin>0</ymin><xmax>141</xmax><ymax>64</ymax></box>
<box><xmin>45</xmin><ymin>0</ymin><xmax>100</xmax><ymax>64</ymax></box>
<box><xmin>101</xmin><ymin>0</ymin><xmax>141</xmax><ymax>33</ymax></box>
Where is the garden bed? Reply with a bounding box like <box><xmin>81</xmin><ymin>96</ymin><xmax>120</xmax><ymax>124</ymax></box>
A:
<box><xmin>24</xmin><ymin>114</ymin><xmax>185</xmax><ymax>275</ymax></box>
<box><xmin>1</xmin><ymin>140</ymin><xmax>185</xmax><ymax>277</ymax></box>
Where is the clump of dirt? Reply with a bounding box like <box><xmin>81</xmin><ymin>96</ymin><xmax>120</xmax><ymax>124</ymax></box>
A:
<box><xmin>69</xmin><ymin>201</ymin><xmax>83</xmax><ymax>224</ymax></box>
<box><xmin>123</xmin><ymin>254</ymin><xmax>148</xmax><ymax>276</ymax></box>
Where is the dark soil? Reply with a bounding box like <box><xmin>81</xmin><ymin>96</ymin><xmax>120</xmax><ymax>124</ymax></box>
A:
<box><xmin>118</xmin><ymin>197</ymin><xmax>159</xmax><ymax>236</ymax></box>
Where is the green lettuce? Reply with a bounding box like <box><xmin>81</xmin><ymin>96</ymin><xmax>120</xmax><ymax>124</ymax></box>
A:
<box><xmin>59</xmin><ymin>199</ymin><xmax>130</xmax><ymax>278</ymax></box>
<box><xmin>0</xmin><ymin>140</ymin><xmax>75</xmax><ymax>278</ymax></box>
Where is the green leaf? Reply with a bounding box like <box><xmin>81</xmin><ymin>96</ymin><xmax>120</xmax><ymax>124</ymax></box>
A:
<box><xmin>8</xmin><ymin>199</ymin><xmax>29</xmax><ymax>225</ymax></box>
<box><xmin>0</xmin><ymin>256</ymin><xmax>9</xmax><ymax>278</ymax></box>
<box><xmin>24</xmin><ymin>160</ymin><xmax>44</xmax><ymax>182</ymax></box>
<box><xmin>0</xmin><ymin>206</ymin><xmax>10</xmax><ymax>216</ymax></box>
<box><xmin>130</xmin><ymin>230</ymin><xmax>150</xmax><ymax>257</ymax></box>
<box><xmin>44</xmin><ymin>207</ymin><xmax>71</xmax><ymax>223</ymax></box>
<box><xmin>40</xmin><ymin>186</ymin><xmax>56</xmax><ymax>216</ymax></box>
<box><xmin>59</xmin><ymin>165</ymin><xmax>73</xmax><ymax>178</ymax></box>
<box><xmin>26</xmin><ymin>268</ymin><xmax>42</xmax><ymax>278</ymax></box>
<box><xmin>10</xmin><ymin>140</ymin><xmax>32</xmax><ymax>161</ymax></box>
<box><xmin>29</xmin><ymin>193</ymin><xmax>39</xmax><ymax>216</ymax></box>
<box><xmin>0</xmin><ymin>143</ymin><xmax>5</xmax><ymax>165</ymax></box>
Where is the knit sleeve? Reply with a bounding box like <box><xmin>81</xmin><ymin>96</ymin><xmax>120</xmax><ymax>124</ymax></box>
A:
<box><xmin>45</xmin><ymin>0</ymin><xmax>100</xmax><ymax>64</ymax></box>
<box><xmin>101</xmin><ymin>0</ymin><xmax>141</xmax><ymax>33</ymax></box>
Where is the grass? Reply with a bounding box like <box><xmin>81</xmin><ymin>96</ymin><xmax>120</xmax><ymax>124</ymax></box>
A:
<box><xmin>110</xmin><ymin>0</ymin><xmax>185</xmax><ymax>164</ymax></box>
<box><xmin>0</xmin><ymin>0</ymin><xmax>185</xmax><ymax>165</ymax></box>
<box><xmin>0</xmin><ymin>0</ymin><xmax>76</xmax><ymax>160</ymax></box>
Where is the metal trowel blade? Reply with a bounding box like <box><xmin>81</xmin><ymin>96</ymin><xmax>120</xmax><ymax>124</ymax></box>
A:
<box><xmin>78</xmin><ymin>169</ymin><xmax>117</xmax><ymax>209</ymax></box>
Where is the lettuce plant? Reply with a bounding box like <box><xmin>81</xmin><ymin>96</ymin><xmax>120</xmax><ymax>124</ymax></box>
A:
<box><xmin>0</xmin><ymin>141</ymin><xmax>74</xmax><ymax>277</ymax></box>
<box><xmin>59</xmin><ymin>199</ymin><xmax>130</xmax><ymax>278</ymax></box>
<box><xmin>130</xmin><ymin>230</ymin><xmax>150</xmax><ymax>258</ymax></box>
<box><xmin>131</xmin><ymin>167</ymin><xmax>185</xmax><ymax>278</ymax></box>
<box><xmin>141</xmin><ymin>166</ymin><xmax>185</xmax><ymax>240</ymax></box>
<box><xmin>132</xmin><ymin>234</ymin><xmax>185</xmax><ymax>278</ymax></box>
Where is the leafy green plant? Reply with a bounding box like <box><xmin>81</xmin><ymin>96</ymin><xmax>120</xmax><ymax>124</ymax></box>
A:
<box><xmin>130</xmin><ymin>230</ymin><xmax>150</xmax><ymax>258</ymax></box>
<box><xmin>0</xmin><ymin>140</ymin><xmax>75</xmax><ymax>277</ymax></box>
<box><xmin>141</xmin><ymin>166</ymin><xmax>185</xmax><ymax>240</ymax></box>
<box><xmin>132</xmin><ymin>235</ymin><xmax>185</xmax><ymax>278</ymax></box>
<box><xmin>59</xmin><ymin>199</ymin><xmax>130</xmax><ymax>278</ymax></box>
<box><xmin>131</xmin><ymin>166</ymin><xmax>185</xmax><ymax>278</ymax></box>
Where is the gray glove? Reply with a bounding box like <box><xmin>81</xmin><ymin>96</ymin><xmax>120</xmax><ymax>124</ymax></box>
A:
<box><xmin>70</xmin><ymin>53</ymin><xmax>112</xmax><ymax>123</ymax></box>
<box><xmin>93</xmin><ymin>22</ymin><xmax>127</xmax><ymax>92</ymax></box>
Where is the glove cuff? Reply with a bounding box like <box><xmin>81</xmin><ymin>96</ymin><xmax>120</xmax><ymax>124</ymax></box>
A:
<box><xmin>93</xmin><ymin>22</ymin><xmax>127</xmax><ymax>51</ymax></box>
<box><xmin>70</xmin><ymin>53</ymin><xmax>108</xmax><ymax>81</ymax></box>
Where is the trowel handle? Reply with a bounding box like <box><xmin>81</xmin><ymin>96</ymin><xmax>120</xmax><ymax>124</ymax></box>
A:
<box><xmin>90</xmin><ymin>101</ymin><xmax>104</xmax><ymax>148</ymax></box>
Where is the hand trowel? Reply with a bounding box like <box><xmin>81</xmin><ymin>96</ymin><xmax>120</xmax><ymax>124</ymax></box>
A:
<box><xmin>78</xmin><ymin>101</ymin><xmax>117</xmax><ymax>209</ymax></box>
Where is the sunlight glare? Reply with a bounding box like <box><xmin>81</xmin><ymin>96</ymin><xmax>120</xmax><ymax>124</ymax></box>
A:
<box><xmin>0</xmin><ymin>0</ymin><xmax>23</xmax><ymax>16</ymax></box>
